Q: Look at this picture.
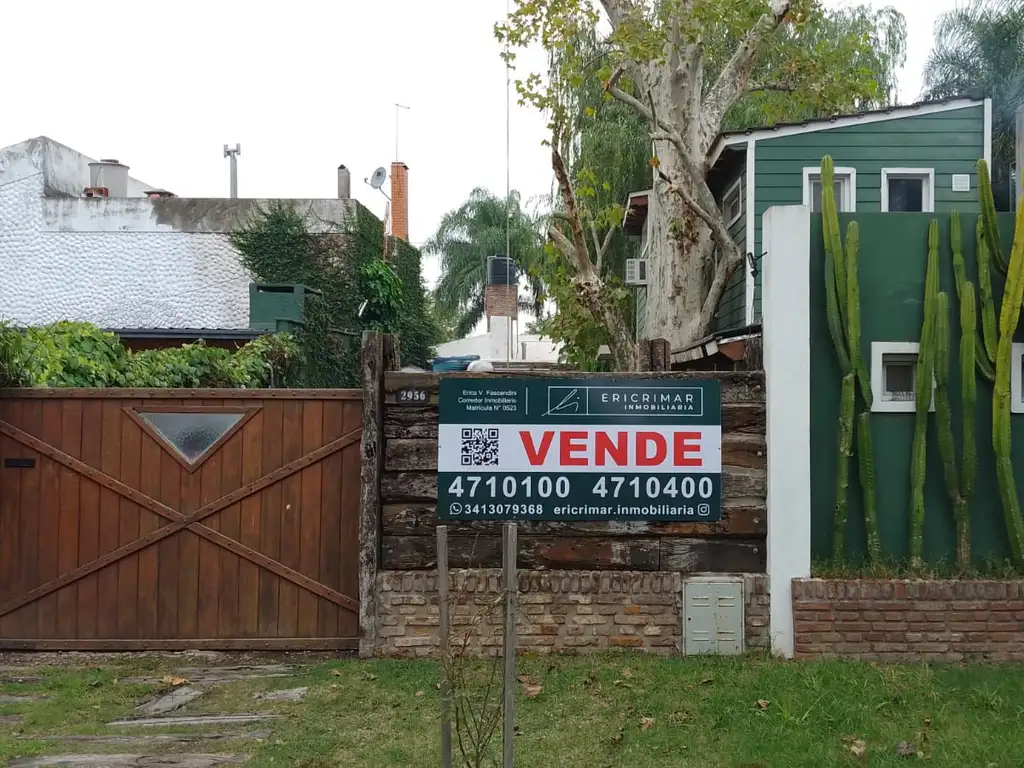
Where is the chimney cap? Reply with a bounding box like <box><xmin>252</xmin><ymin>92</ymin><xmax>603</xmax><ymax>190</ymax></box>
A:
<box><xmin>338</xmin><ymin>163</ymin><xmax>348</xmax><ymax>170</ymax></box>
<box><xmin>96</xmin><ymin>158</ymin><xmax>126</xmax><ymax>165</ymax></box>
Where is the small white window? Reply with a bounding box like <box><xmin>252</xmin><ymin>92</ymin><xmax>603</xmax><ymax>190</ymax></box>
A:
<box><xmin>881</xmin><ymin>168</ymin><xmax>935</xmax><ymax>213</ymax></box>
<box><xmin>870</xmin><ymin>342</ymin><xmax>935</xmax><ymax>414</ymax></box>
<box><xmin>1011</xmin><ymin>343</ymin><xmax>1024</xmax><ymax>414</ymax></box>
<box><xmin>803</xmin><ymin>166</ymin><xmax>856</xmax><ymax>213</ymax></box>
<box><xmin>722</xmin><ymin>178</ymin><xmax>743</xmax><ymax>227</ymax></box>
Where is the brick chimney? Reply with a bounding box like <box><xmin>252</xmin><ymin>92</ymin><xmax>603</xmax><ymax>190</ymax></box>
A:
<box><xmin>390</xmin><ymin>162</ymin><xmax>409</xmax><ymax>241</ymax></box>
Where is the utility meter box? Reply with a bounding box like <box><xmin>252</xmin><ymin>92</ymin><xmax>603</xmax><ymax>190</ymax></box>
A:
<box><xmin>681</xmin><ymin>576</ymin><xmax>744</xmax><ymax>655</ymax></box>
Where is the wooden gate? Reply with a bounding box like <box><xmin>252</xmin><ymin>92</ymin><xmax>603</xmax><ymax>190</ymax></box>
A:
<box><xmin>0</xmin><ymin>390</ymin><xmax>362</xmax><ymax>650</ymax></box>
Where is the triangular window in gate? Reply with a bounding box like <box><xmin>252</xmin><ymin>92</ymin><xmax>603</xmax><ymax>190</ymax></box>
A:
<box><xmin>127</xmin><ymin>407</ymin><xmax>258</xmax><ymax>472</ymax></box>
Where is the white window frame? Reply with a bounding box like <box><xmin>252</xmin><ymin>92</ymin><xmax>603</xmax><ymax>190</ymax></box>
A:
<box><xmin>722</xmin><ymin>177</ymin><xmax>743</xmax><ymax>227</ymax></box>
<box><xmin>802</xmin><ymin>166</ymin><xmax>856</xmax><ymax>213</ymax></box>
<box><xmin>881</xmin><ymin>168</ymin><xmax>935</xmax><ymax>213</ymax></box>
<box><xmin>1012</xmin><ymin>343</ymin><xmax>1024</xmax><ymax>414</ymax></box>
<box><xmin>870</xmin><ymin>341</ymin><xmax>935</xmax><ymax>414</ymax></box>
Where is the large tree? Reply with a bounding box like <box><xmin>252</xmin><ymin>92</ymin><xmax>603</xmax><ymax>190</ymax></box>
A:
<box><xmin>498</xmin><ymin>0</ymin><xmax>906</xmax><ymax>363</ymax></box>
<box><xmin>425</xmin><ymin>188</ymin><xmax>546</xmax><ymax>338</ymax></box>
<box><xmin>923</xmin><ymin>0</ymin><xmax>1024</xmax><ymax>211</ymax></box>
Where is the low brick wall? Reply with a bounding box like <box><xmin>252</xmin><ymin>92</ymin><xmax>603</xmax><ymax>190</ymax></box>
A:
<box><xmin>376</xmin><ymin>569</ymin><xmax>768</xmax><ymax>657</ymax></box>
<box><xmin>793</xmin><ymin>578</ymin><xmax>1024</xmax><ymax>662</ymax></box>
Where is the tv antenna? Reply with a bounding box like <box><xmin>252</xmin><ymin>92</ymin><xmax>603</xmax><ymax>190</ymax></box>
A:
<box><xmin>394</xmin><ymin>103</ymin><xmax>410</xmax><ymax>161</ymax></box>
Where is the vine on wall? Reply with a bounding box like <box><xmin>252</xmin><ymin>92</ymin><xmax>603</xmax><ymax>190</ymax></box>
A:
<box><xmin>231</xmin><ymin>202</ymin><xmax>440</xmax><ymax>386</ymax></box>
<box><xmin>0</xmin><ymin>321</ymin><xmax>301</xmax><ymax>388</ymax></box>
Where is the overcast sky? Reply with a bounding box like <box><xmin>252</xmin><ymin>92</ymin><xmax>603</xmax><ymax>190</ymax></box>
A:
<box><xmin>2</xmin><ymin>0</ymin><xmax>959</xmax><ymax>287</ymax></box>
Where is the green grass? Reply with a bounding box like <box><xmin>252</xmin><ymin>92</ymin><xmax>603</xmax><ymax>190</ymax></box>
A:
<box><xmin>3</xmin><ymin>654</ymin><xmax>1024</xmax><ymax>766</ymax></box>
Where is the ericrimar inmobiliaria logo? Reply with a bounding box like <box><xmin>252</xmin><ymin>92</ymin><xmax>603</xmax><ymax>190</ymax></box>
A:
<box><xmin>544</xmin><ymin>384</ymin><xmax>704</xmax><ymax>418</ymax></box>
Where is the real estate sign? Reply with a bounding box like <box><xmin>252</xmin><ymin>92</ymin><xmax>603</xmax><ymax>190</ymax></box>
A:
<box><xmin>437</xmin><ymin>378</ymin><xmax>722</xmax><ymax>521</ymax></box>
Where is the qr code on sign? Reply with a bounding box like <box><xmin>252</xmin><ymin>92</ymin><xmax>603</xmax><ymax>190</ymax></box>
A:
<box><xmin>461</xmin><ymin>427</ymin><xmax>500</xmax><ymax>466</ymax></box>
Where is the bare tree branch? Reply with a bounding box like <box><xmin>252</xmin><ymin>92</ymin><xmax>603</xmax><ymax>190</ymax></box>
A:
<box><xmin>747</xmin><ymin>81</ymin><xmax>797</xmax><ymax>94</ymax></box>
<box><xmin>597</xmin><ymin>0</ymin><xmax>627</xmax><ymax>30</ymax></box>
<box><xmin>547</xmin><ymin>224</ymin><xmax>576</xmax><ymax>259</ymax></box>
<box><xmin>597</xmin><ymin>226</ymin><xmax>615</xmax><ymax>275</ymax></box>
<box><xmin>700</xmin><ymin>0</ymin><xmax>793</xmax><ymax>156</ymax></box>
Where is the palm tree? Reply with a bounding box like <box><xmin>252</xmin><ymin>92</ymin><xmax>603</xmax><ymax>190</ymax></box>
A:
<box><xmin>424</xmin><ymin>188</ymin><xmax>546</xmax><ymax>338</ymax></box>
<box><xmin>923</xmin><ymin>0</ymin><xmax>1024</xmax><ymax>210</ymax></box>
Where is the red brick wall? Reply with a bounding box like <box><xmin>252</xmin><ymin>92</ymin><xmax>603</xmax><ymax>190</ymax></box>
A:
<box><xmin>793</xmin><ymin>578</ymin><xmax>1024</xmax><ymax>663</ymax></box>
<box><xmin>390</xmin><ymin>162</ymin><xmax>409</xmax><ymax>242</ymax></box>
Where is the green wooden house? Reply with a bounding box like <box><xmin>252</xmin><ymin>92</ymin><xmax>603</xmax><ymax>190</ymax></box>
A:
<box><xmin>627</xmin><ymin>95</ymin><xmax>993</xmax><ymax>347</ymax></box>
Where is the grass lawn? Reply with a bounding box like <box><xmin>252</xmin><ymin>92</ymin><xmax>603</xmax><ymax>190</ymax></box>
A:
<box><xmin>2</xmin><ymin>652</ymin><xmax>1024</xmax><ymax>766</ymax></box>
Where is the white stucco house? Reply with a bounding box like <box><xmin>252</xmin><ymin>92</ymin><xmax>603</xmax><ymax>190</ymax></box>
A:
<box><xmin>0</xmin><ymin>136</ymin><xmax>399</xmax><ymax>346</ymax></box>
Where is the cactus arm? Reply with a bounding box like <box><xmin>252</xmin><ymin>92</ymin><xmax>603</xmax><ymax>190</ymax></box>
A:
<box><xmin>934</xmin><ymin>292</ymin><xmax>967</xmax><ymax>567</ymax></box>
<box><xmin>822</xmin><ymin>157</ymin><xmax>849</xmax><ymax>334</ymax></box>
<box><xmin>993</xmin><ymin>199</ymin><xmax>1024</xmax><ymax>567</ymax></box>
<box><xmin>824</xmin><ymin>245</ymin><xmax>852</xmax><ymax>374</ymax></box>
<box><xmin>959</xmin><ymin>281</ymin><xmax>977</xmax><ymax>566</ymax></box>
<box><xmin>858</xmin><ymin>411</ymin><xmax>880</xmax><ymax>561</ymax></box>
<box><xmin>977</xmin><ymin>216</ymin><xmax>999</xmax><ymax>364</ymax></box>
<box><xmin>978</xmin><ymin>159</ymin><xmax>1009</xmax><ymax>274</ymax></box>
<box><xmin>951</xmin><ymin>212</ymin><xmax>966</xmax><ymax>302</ymax></box>
<box><xmin>834</xmin><ymin>373</ymin><xmax>855</xmax><ymax>561</ymax></box>
<box><xmin>845</xmin><ymin>221</ymin><xmax>872</xmax><ymax>407</ymax></box>
<box><xmin>910</xmin><ymin>221</ymin><xmax>940</xmax><ymax>566</ymax></box>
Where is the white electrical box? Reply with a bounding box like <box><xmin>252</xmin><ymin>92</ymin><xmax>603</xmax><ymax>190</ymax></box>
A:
<box><xmin>625</xmin><ymin>258</ymin><xmax>648</xmax><ymax>285</ymax></box>
<box><xmin>952</xmin><ymin>174</ymin><xmax>971</xmax><ymax>193</ymax></box>
<box><xmin>682</xmin><ymin>576</ymin><xmax>744</xmax><ymax>655</ymax></box>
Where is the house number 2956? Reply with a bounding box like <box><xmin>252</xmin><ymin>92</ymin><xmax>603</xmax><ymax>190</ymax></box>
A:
<box><xmin>397</xmin><ymin>388</ymin><xmax>428</xmax><ymax>405</ymax></box>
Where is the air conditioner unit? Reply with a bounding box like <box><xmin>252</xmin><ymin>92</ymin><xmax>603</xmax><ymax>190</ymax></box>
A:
<box><xmin>625</xmin><ymin>258</ymin><xmax>648</xmax><ymax>286</ymax></box>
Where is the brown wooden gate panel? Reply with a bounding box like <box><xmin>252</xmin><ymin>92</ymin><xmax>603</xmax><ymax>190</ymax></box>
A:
<box><xmin>0</xmin><ymin>389</ymin><xmax>362</xmax><ymax>650</ymax></box>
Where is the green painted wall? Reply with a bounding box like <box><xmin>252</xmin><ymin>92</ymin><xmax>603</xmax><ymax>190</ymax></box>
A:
<box><xmin>809</xmin><ymin>211</ymin><xmax>1022</xmax><ymax>564</ymax></box>
<box><xmin>712</xmin><ymin>167</ymin><xmax>748</xmax><ymax>332</ymax></box>
<box><xmin>756</xmin><ymin>105</ymin><xmax>985</xmax><ymax>321</ymax></box>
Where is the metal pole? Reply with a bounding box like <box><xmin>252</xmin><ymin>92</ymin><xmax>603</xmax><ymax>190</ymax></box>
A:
<box><xmin>223</xmin><ymin>143</ymin><xmax>241</xmax><ymax>199</ymax></box>
<box><xmin>395</xmin><ymin>103</ymin><xmax>410</xmax><ymax>161</ymax></box>
<box><xmin>437</xmin><ymin>525</ymin><xmax>452</xmax><ymax>768</ymax></box>
<box><xmin>502</xmin><ymin>521</ymin><xmax>517</xmax><ymax>768</ymax></box>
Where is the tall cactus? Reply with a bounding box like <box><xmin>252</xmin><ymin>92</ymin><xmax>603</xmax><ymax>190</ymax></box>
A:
<box><xmin>820</xmin><ymin>156</ymin><xmax>876</xmax><ymax>561</ymax></box>
<box><xmin>992</xmin><ymin>198</ymin><xmax>1024</xmax><ymax>566</ymax></box>
<box><xmin>910</xmin><ymin>220</ymin><xmax>940</xmax><ymax>566</ymax></box>
<box><xmin>978</xmin><ymin>159</ymin><xmax>1009</xmax><ymax>274</ymax></box>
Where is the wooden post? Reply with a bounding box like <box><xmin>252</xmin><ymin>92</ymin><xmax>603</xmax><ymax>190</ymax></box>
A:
<box><xmin>358</xmin><ymin>331</ymin><xmax>384</xmax><ymax>659</ymax></box>
<box><xmin>651</xmin><ymin>338</ymin><xmax>669</xmax><ymax>371</ymax></box>
<box><xmin>437</xmin><ymin>525</ymin><xmax>452</xmax><ymax>768</ymax></box>
<box><xmin>502</xmin><ymin>522</ymin><xmax>517</xmax><ymax>768</ymax></box>
<box><xmin>638</xmin><ymin>339</ymin><xmax>652</xmax><ymax>372</ymax></box>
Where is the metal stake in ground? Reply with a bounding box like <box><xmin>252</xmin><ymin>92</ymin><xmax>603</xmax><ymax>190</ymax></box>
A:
<box><xmin>502</xmin><ymin>521</ymin><xmax>518</xmax><ymax>768</ymax></box>
<box><xmin>437</xmin><ymin>524</ymin><xmax>453</xmax><ymax>768</ymax></box>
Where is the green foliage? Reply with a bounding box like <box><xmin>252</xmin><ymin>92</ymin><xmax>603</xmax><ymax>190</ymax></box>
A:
<box><xmin>0</xmin><ymin>322</ymin><xmax>300</xmax><ymax>389</ymax></box>
<box><xmin>231</xmin><ymin>201</ymin><xmax>438</xmax><ymax>386</ymax></box>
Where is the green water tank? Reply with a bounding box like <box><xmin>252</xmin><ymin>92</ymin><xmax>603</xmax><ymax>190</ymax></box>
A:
<box><xmin>248</xmin><ymin>283</ymin><xmax>321</xmax><ymax>331</ymax></box>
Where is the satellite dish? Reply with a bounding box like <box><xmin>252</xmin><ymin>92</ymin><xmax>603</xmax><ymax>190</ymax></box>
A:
<box><xmin>369</xmin><ymin>167</ymin><xmax>387</xmax><ymax>189</ymax></box>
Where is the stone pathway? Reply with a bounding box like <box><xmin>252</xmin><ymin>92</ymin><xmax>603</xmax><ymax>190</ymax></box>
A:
<box><xmin>2</xmin><ymin>663</ymin><xmax>312</xmax><ymax>767</ymax></box>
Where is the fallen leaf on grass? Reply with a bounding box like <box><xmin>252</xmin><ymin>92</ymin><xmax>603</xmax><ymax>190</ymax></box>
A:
<box><xmin>700</xmin><ymin>677</ymin><xmax>714</xmax><ymax>686</ymax></box>
<box><xmin>609</xmin><ymin>729</ymin><xmax>625</xmax><ymax>746</ymax></box>
<box><xmin>755</xmin><ymin>699</ymin><xmax>770</xmax><ymax>710</ymax></box>
<box><xmin>613</xmin><ymin>679</ymin><xmax>633</xmax><ymax>688</ymax></box>
<box><xmin>842</xmin><ymin>736</ymin><xmax>867</xmax><ymax>759</ymax></box>
<box><xmin>328</xmin><ymin>684</ymin><xmax>340</xmax><ymax>690</ymax></box>
<box><xmin>160</xmin><ymin>675</ymin><xmax>188</xmax><ymax>686</ymax></box>
<box><xmin>517</xmin><ymin>674</ymin><xmax>539</xmax><ymax>685</ymax></box>
<box><xmin>361</xmin><ymin>672</ymin><xmax>378</xmax><ymax>681</ymax></box>
<box><xmin>622</xmin><ymin>668</ymin><xmax>633</xmax><ymax>678</ymax></box>
<box><xmin>330</xmin><ymin>669</ymin><xmax>344</xmax><ymax>677</ymax></box>
<box><xmin>640</xmin><ymin>716</ymin><xmax>655</xmax><ymax>731</ymax></box>
<box><xmin>668</xmin><ymin>710</ymin><xmax>691</xmax><ymax>726</ymax></box>
<box><xmin>415</xmin><ymin>690</ymin><xmax>425</xmax><ymax>697</ymax></box>
<box><xmin>523</xmin><ymin>684</ymin><xmax>542</xmax><ymax>698</ymax></box>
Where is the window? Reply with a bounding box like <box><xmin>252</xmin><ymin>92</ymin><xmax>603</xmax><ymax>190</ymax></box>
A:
<box><xmin>870</xmin><ymin>342</ymin><xmax>935</xmax><ymax>413</ymax></box>
<box><xmin>802</xmin><ymin>167</ymin><xmax>856</xmax><ymax>213</ymax></box>
<box><xmin>722</xmin><ymin>178</ymin><xmax>743</xmax><ymax>226</ymax></box>
<box><xmin>1012</xmin><ymin>343</ymin><xmax>1024</xmax><ymax>414</ymax></box>
<box><xmin>881</xmin><ymin>168</ymin><xmax>935</xmax><ymax>213</ymax></box>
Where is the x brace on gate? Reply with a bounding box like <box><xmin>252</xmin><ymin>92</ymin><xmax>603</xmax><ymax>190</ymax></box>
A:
<box><xmin>0</xmin><ymin>421</ymin><xmax>362</xmax><ymax>619</ymax></box>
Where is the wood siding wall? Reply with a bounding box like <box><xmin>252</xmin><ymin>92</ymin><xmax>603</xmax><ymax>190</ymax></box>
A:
<box><xmin>379</xmin><ymin>371</ymin><xmax>767</xmax><ymax>572</ymax></box>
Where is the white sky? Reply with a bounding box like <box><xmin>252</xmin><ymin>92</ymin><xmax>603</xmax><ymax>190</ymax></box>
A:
<box><xmin>2</xmin><ymin>0</ymin><xmax>958</xmax><ymax>288</ymax></box>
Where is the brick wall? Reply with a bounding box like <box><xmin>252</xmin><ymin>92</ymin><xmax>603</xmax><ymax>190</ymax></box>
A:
<box><xmin>376</xmin><ymin>569</ymin><xmax>768</xmax><ymax>657</ymax></box>
<box><xmin>793</xmin><ymin>578</ymin><xmax>1024</xmax><ymax>662</ymax></box>
<box><xmin>483</xmin><ymin>284</ymin><xmax>518</xmax><ymax>318</ymax></box>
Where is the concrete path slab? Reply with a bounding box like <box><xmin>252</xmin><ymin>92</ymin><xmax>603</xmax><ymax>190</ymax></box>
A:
<box><xmin>9</xmin><ymin>754</ymin><xmax>246</xmax><ymax>767</ymax></box>
<box><xmin>108</xmin><ymin>714</ymin><xmax>280</xmax><ymax>728</ymax></box>
<box><xmin>136</xmin><ymin>686</ymin><xmax>204</xmax><ymax>716</ymax></box>
<box><xmin>22</xmin><ymin>732</ymin><xmax>270</xmax><ymax>746</ymax></box>
<box><xmin>253</xmin><ymin>687</ymin><xmax>307</xmax><ymax>702</ymax></box>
